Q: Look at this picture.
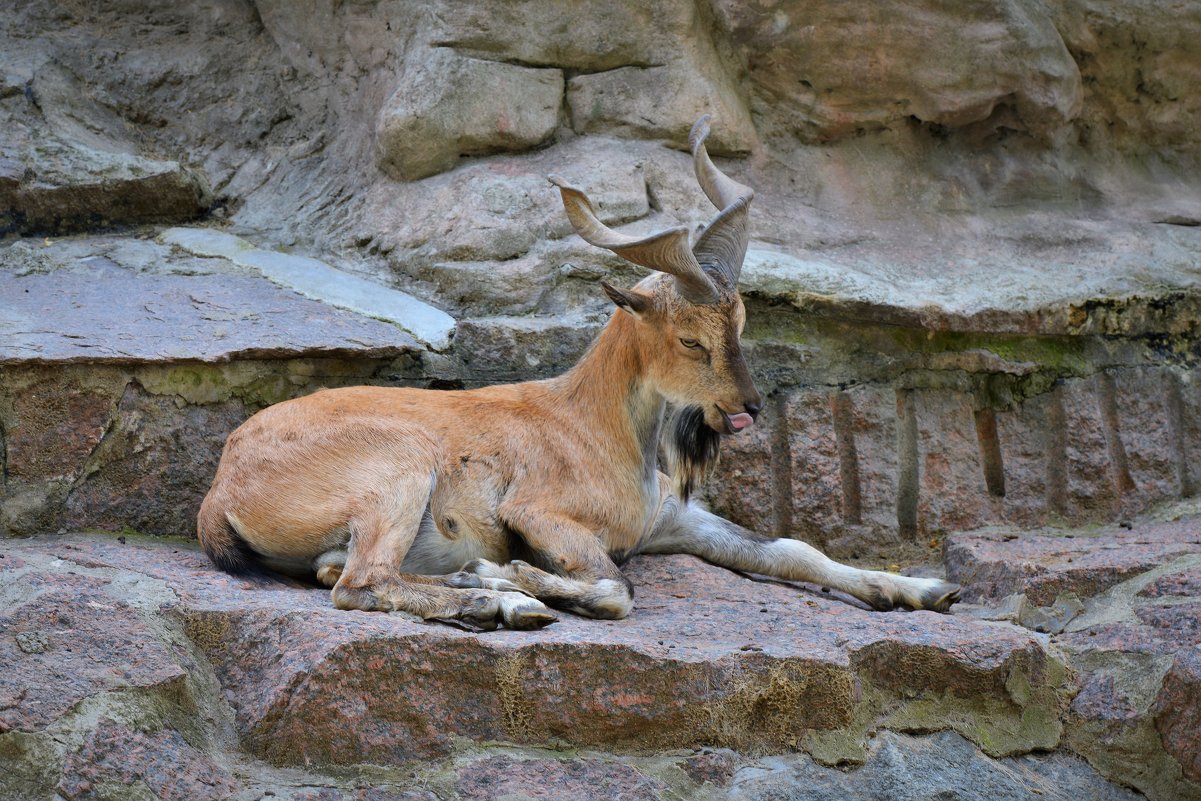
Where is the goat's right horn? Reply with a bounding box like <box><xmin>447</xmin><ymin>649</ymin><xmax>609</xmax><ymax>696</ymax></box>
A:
<box><xmin>689</xmin><ymin>115</ymin><xmax>754</xmax><ymax>285</ymax></box>
<box><xmin>549</xmin><ymin>175</ymin><xmax>720</xmax><ymax>305</ymax></box>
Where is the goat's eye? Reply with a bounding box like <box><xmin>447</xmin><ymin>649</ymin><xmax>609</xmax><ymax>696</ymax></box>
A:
<box><xmin>679</xmin><ymin>338</ymin><xmax>701</xmax><ymax>349</ymax></box>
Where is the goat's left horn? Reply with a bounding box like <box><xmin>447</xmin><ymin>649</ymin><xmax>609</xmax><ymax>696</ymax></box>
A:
<box><xmin>689</xmin><ymin>115</ymin><xmax>754</xmax><ymax>285</ymax></box>
<box><xmin>549</xmin><ymin>174</ymin><xmax>720</xmax><ymax>305</ymax></box>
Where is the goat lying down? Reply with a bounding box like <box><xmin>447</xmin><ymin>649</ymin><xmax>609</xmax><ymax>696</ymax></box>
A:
<box><xmin>198</xmin><ymin>117</ymin><xmax>961</xmax><ymax>630</ymax></box>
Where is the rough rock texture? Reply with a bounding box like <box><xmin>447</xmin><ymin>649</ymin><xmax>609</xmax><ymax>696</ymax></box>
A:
<box><xmin>947</xmin><ymin>509</ymin><xmax>1201</xmax><ymax>800</ymax></box>
<box><xmin>0</xmin><ymin>61</ymin><xmax>211</xmax><ymax>235</ymax></box>
<box><xmin>946</xmin><ymin>517</ymin><xmax>1201</xmax><ymax>604</ymax></box>
<box><xmin>0</xmin><ymin>532</ymin><xmax>1164</xmax><ymax>801</ymax></box>
<box><xmin>5</xmin><ymin>229</ymin><xmax>1201</xmax><ymax>548</ymax></box>
<box><xmin>714</xmin><ymin>0</ymin><xmax>1083</xmax><ymax>143</ymax></box>
<box><xmin>376</xmin><ymin>49</ymin><xmax>563</xmax><ymax>181</ymax></box>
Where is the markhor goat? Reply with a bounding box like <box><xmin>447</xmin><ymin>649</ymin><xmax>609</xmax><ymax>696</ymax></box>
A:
<box><xmin>198</xmin><ymin>117</ymin><xmax>961</xmax><ymax>630</ymax></box>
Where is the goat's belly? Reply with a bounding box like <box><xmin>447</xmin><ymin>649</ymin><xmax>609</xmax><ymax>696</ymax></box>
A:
<box><xmin>398</xmin><ymin>509</ymin><xmax>504</xmax><ymax>575</ymax></box>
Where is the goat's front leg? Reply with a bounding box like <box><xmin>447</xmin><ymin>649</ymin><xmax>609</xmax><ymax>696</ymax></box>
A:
<box><xmin>468</xmin><ymin>506</ymin><xmax>635</xmax><ymax>619</ymax></box>
<box><xmin>642</xmin><ymin>500</ymin><xmax>960</xmax><ymax>612</ymax></box>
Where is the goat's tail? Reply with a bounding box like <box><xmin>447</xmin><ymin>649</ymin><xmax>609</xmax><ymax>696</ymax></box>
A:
<box><xmin>197</xmin><ymin>500</ymin><xmax>268</xmax><ymax>578</ymax></box>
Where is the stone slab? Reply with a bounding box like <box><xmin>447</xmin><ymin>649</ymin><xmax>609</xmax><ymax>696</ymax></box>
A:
<box><xmin>948</xmin><ymin>511</ymin><xmax>1201</xmax><ymax>800</ymax></box>
<box><xmin>3</xmin><ymin>531</ymin><xmax>1191</xmax><ymax>801</ymax></box>
<box><xmin>0</xmin><ymin>244</ymin><xmax>420</xmax><ymax>365</ymax></box>
<box><xmin>161</xmin><ymin>227</ymin><xmax>455</xmax><ymax>351</ymax></box>
<box><xmin>3</xmin><ymin>534</ymin><xmax>1067</xmax><ymax>770</ymax></box>
<box><xmin>945</xmin><ymin>517</ymin><xmax>1201</xmax><ymax>605</ymax></box>
<box><xmin>740</xmin><ymin>221</ymin><xmax>1201</xmax><ymax>336</ymax></box>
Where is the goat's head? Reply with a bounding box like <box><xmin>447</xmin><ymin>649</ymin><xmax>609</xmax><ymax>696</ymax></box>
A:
<box><xmin>550</xmin><ymin>115</ymin><xmax>762</xmax><ymax>437</ymax></box>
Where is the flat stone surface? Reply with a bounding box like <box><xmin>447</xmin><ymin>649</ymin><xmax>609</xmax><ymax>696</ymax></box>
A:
<box><xmin>2</xmin><ymin>534</ymin><xmax>1066</xmax><ymax>770</ymax></box>
<box><xmin>741</xmin><ymin>221</ymin><xmax>1201</xmax><ymax>336</ymax></box>
<box><xmin>2</xmin><ymin>531</ymin><xmax>1190</xmax><ymax>801</ymax></box>
<box><xmin>161</xmin><ymin>227</ymin><xmax>455</xmax><ymax>351</ymax></box>
<box><xmin>0</xmin><ymin>237</ymin><xmax>420</xmax><ymax>365</ymax></box>
<box><xmin>945</xmin><ymin>516</ymin><xmax>1201</xmax><ymax>604</ymax></box>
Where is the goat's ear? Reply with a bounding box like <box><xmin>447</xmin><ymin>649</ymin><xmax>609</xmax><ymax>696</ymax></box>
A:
<box><xmin>601</xmin><ymin>281</ymin><xmax>651</xmax><ymax>318</ymax></box>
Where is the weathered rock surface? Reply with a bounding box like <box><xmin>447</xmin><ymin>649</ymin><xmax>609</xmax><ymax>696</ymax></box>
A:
<box><xmin>0</xmin><ymin>237</ymin><xmax>421</xmax><ymax>365</ymax></box>
<box><xmin>5</xmin><ymin>230</ymin><xmax>1201</xmax><ymax>551</ymax></box>
<box><xmin>946</xmin><ymin>516</ymin><xmax>1201</xmax><ymax>604</ymax></box>
<box><xmin>3</xmin><ymin>1</ymin><xmax>1201</xmax><ymax>799</ymax></box>
<box><xmin>159</xmin><ymin>227</ymin><xmax>456</xmax><ymax>351</ymax></box>
<box><xmin>947</xmin><ymin>511</ymin><xmax>1201</xmax><ymax>800</ymax></box>
<box><xmin>376</xmin><ymin>49</ymin><xmax>563</xmax><ymax>181</ymax></box>
<box><xmin>711</xmin><ymin>364</ymin><xmax>1201</xmax><ymax>557</ymax></box>
<box><xmin>0</xmin><ymin>531</ymin><xmax>1163</xmax><ymax>801</ymax></box>
<box><xmin>714</xmin><ymin>0</ymin><xmax>1083</xmax><ymax>143</ymax></box>
<box><xmin>0</xmin><ymin>59</ymin><xmax>211</xmax><ymax>235</ymax></box>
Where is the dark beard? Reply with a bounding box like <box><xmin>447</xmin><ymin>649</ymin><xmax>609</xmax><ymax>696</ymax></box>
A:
<box><xmin>662</xmin><ymin>405</ymin><xmax>721</xmax><ymax>503</ymax></box>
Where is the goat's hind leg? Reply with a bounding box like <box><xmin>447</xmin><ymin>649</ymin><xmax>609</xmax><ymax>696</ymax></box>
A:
<box><xmin>328</xmin><ymin>476</ymin><xmax>556</xmax><ymax>630</ymax></box>
<box><xmin>643</xmin><ymin>501</ymin><xmax>960</xmax><ymax>612</ymax></box>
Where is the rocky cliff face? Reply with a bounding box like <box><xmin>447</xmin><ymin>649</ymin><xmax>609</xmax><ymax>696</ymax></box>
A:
<box><xmin>6</xmin><ymin>0</ymin><xmax>1199</xmax><ymax>251</ymax></box>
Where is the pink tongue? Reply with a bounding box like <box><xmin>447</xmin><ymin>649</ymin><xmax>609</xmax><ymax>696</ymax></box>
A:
<box><xmin>728</xmin><ymin>413</ymin><xmax>754</xmax><ymax>431</ymax></box>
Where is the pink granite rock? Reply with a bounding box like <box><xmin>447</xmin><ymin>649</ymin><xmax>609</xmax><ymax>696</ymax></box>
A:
<box><xmin>946</xmin><ymin>518</ymin><xmax>1201</xmax><ymax>604</ymax></box>
<box><xmin>56</xmin><ymin>718</ymin><xmax>240</xmax><ymax>801</ymax></box>
<box><xmin>1154</xmin><ymin>646</ymin><xmax>1201</xmax><ymax>783</ymax></box>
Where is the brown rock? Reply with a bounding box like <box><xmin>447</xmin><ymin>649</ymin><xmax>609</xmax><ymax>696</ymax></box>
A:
<box><xmin>1051</xmin><ymin>0</ymin><xmax>1201</xmax><ymax>152</ymax></box>
<box><xmin>201</xmin><ymin>557</ymin><xmax>1058</xmax><ymax>766</ymax></box>
<box><xmin>1154</xmin><ymin>646</ymin><xmax>1201</xmax><ymax>783</ymax></box>
<box><xmin>56</xmin><ymin>718</ymin><xmax>240</xmax><ymax>801</ymax></box>
<box><xmin>784</xmin><ymin>389</ymin><xmax>844</xmax><ymax>546</ymax></box>
<box><xmin>430</xmin><ymin>0</ymin><xmax>694</xmax><ymax>72</ymax></box>
<box><xmin>913</xmin><ymin>389</ymin><xmax>1000</xmax><ymax>535</ymax></box>
<box><xmin>1139</xmin><ymin>566</ymin><xmax>1201</xmax><ymax>598</ymax></box>
<box><xmin>62</xmin><ymin>382</ymin><xmax>249</xmax><ymax>538</ymax></box>
<box><xmin>10</xmin><ymin>535</ymin><xmax>1065</xmax><ymax>769</ymax></box>
<box><xmin>833</xmin><ymin>385</ymin><xmax>902</xmax><ymax>550</ymax></box>
<box><xmin>1110</xmin><ymin>368</ymin><xmax>1179</xmax><ymax>515</ymax></box>
<box><xmin>713</xmin><ymin>0</ymin><xmax>1082</xmax><ymax>143</ymax></box>
<box><xmin>567</xmin><ymin>64</ymin><xmax>755</xmax><ymax>154</ymax></box>
<box><xmin>1059</xmin><ymin>377</ymin><xmax>1122</xmax><ymax>523</ymax></box>
<box><xmin>375</xmin><ymin>49</ymin><xmax>563</xmax><ymax>181</ymax></box>
<box><xmin>946</xmin><ymin>517</ymin><xmax>1201</xmax><ymax>604</ymax></box>
<box><xmin>6</xmin><ymin>380</ymin><xmax>112</xmax><ymax>482</ymax></box>
<box><xmin>680</xmin><ymin>750</ymin><xmax>737</xmax><ymax>787</ymax></box>
<box><xmin>993</xmin><ymin>394</ymin><xmax>1054</xmax><ymax>529</ymax></box>
<box><xmin>454</xmin><ymin>756</ymin><xmax>665</xmax><ymax>801</ymax></box>
<box><xmin>0</xmin><ymin>583</ymin><xmax>187</xmax><ymax>733</ymax></box>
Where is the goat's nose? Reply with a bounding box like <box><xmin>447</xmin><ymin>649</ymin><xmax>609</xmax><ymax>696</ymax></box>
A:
<box><xmin>745</xmin><ymin>400</ymin><xmax>763</xmax><ymax>420</ymax></box>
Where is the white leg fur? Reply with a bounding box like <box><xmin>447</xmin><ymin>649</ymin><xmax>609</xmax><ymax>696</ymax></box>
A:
<box><xmin>643</xmin><ymin>502</ymin><xmax>960</xmax><ymax>612</ymax></box>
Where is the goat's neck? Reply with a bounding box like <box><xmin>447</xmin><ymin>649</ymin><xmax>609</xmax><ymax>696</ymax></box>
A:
<box><xmin>554</xmin><ymin>311</ymin><xmax>665</xmax><ymax>478</ymax></box>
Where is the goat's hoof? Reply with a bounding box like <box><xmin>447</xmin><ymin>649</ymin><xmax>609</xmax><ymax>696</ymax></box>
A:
<box><xmin>433</xmin><ymin>615</ymin><xmax>499</xmax><ymax>633</ymax></box>
<box><xmin>331</xmin><ymin>585</ymin><xmax>379</xmax><ymax>612</ymax></box>
<box><xmin>865</xmin><ymin>586</ymin><xmax>896</xmax><ymax>612</ymax></box>
<box><xmin>452</xmin><ymin>592</ymin><xmax>557</xmax><ymax>632</ymax></box>
<box><xmin>500</xmin><ymin>593</ymin><xmax>558</xmax><ymax>630</ymax></box>
<box><xmin>921</xmin><ymin>582</ymin><xmax>961</xmax><ymax>613</ymax></box>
